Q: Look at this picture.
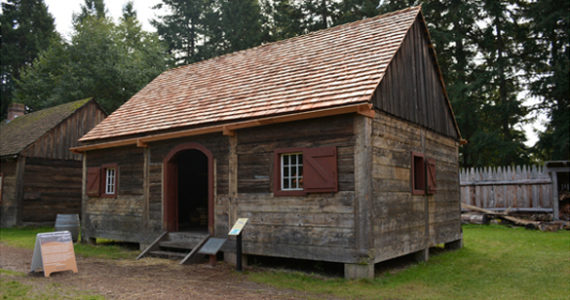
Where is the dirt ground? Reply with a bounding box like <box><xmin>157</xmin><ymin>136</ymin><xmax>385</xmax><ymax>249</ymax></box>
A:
<box><xmin>0</xmin><ymin>243</ymin><xmax>320</xmax><ymax>299</ymax></box>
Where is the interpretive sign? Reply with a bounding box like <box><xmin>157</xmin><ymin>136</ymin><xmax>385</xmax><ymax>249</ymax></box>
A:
<box><xmin>228</xmin><ymin>218</ymin><xmax>248</xmax><ymax>236</ymax></box>
<box><xmin>30</xmin><ymin>231</ymin><xmax>78</xmax><ymax>277</ymax></box>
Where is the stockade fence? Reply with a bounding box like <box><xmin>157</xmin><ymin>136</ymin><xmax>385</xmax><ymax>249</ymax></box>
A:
<box><xmin>460</xmin><ymin>165</ymin><xmax>553</xmax><ymax>212</ymax></box>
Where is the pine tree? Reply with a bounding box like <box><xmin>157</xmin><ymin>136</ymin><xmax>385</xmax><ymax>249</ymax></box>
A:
<box><xmin>264</xmin><ymin>0</ymin><xmax>305</xmax><ymax>41</ymax></box>
<box><xmin>523</xmin><ymin>0</ymin><xmax>570</xmax><ymax>160</ymax></box>
<box><xmin>151</xmin><ymin>0</ymin><xmax>207</xmax><ymax>65</ymax></box>
<box><xmin>0</xmin><ymin>0</ymin><xmax>58</xmax><ymax>119</ymax></box>
<box><xmin>301</xmin><ymin>0</ymin><xmax>340</xmax><ymax>30</ymax></box>
<box><xmin>201</xmin><ymin>0</ymin><xmax>267</xmax><ymax>58</ymax></box>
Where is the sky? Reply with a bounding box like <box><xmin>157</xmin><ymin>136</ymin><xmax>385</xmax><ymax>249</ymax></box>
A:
<box><xmin>13</xmin><ymin>0</ymin><xmax>549</xmax><ymax>146</ymax></box>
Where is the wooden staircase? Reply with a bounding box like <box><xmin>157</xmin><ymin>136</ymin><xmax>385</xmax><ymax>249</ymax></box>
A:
<box><xmin>137</xmin><ymin>231</ymin><xmax>210</xmax><ymax>264</ymax></box>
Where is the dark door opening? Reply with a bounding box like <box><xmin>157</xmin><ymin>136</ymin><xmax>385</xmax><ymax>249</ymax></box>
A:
<box><xmin>177</xmin><ymin>150</ymin><xmax>208</xmax><ymax>231</ymax></box>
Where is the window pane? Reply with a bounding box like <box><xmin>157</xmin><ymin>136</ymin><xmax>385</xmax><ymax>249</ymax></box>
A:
<box><xmin>291</xmin><ymin>155</ymin><xmax>296</xmax><ymax>164</ymax></box>
<box><xmin>298</xmin><ymin>154</ymin><xmax>302</xmax><ymax>164</ymax></box>
<box><xmin>283</xmin><ymin>178</ymin><xmax>289</xmax><ymax>189</ymax></box>
<box><xmin>284</xmin><ymin>167</ymin><xmax>289</xmax><ymax>176</ymax></box>
<box><xmin>283</xmin><ymin>155</ymin><xmax>289</xmax><ymax>165</ymax></box>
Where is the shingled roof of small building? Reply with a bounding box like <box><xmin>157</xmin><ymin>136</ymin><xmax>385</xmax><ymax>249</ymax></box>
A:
<box><xmin>0</xmin><ymin>98</ymin><xmax>93</xmax><ymax>157</ymax></box>
<box><xmin>81</xmin><ymin>6</ymin><xmax>454</xmax><ymax>143</ymax></box>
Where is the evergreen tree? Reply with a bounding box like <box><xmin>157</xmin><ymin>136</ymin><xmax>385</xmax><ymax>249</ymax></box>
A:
<box><xmin>301</xmin><ymin>0</ymin><xmax>340</xmax><ymax>30</ymax></box>
<box><xmin>335</xmin><ymin>0</ymin><xmax>379</xmax><ymax>25</ymax></box>
<box><xmin>201</xmin><ymin>0</ymin><xmax>268</xmax><ymax>58</ymax></box>
<box><xmin>14</xmin><ymin>0</ymin><xmax>170</xmax><ymax>113</ymax></box>
<box><xmin>264</xmin><ymin>0</ymin><xmax>305</xmax><ymax>41</ymax></box>
<box><xmin>0</xmin><ymin>0</ymin><xmax>58</xmax><ymax>118</ymax></box>
<box><xmin>523</xmin><ymin>0</ymin><xmax>570</xmax><ymax>160</ymax></box>
<box><xmin>152</xmin><ymin>0</ymin><xmax>207</xmax><ymax>65</ymax></box>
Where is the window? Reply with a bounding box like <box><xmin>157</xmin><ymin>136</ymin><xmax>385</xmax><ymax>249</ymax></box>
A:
<box><xmin>87</xmin><ymin>163</ymin><xmax>118</xmax><ymax>197</ymax></box>
<box><xmin>412</xmin><ymin>152</ymin><xmax>425</xmax><ymax>194</ymax></box>
<box><xmin>274</xmin><ymin>147</ymin><xmax>337</xmax><ymax>196</ymax></box>
<box><xmin>104</xmin><ymin>167</ymin><xmax>116</xmax><ymax>195</ymax></box>
<box><xmin>281</xmin><ymin>153</ymin><xmax>303</xmax><ymax>191</ymax></box>
<box><xmin>411</xmin><ymin>152</ymin><xmax>436</xmax><ymax>195</ymax></box>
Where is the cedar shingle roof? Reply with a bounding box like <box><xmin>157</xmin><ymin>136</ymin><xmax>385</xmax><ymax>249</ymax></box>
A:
<box><xmin>0</xmin><ymin>99</ymin><xmax>92</xmax><ymax>157</ymax></box>
<box><xmin>80</xmin><ymin>7</ymin><xmax>422</xmax><ymax>142</ymax></box>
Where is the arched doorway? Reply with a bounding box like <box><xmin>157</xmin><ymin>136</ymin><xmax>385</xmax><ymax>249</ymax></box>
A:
<box><xmin>163</xmin><ymin>143</ymin><xmax>214</xmax><ymax>233</ymax></box>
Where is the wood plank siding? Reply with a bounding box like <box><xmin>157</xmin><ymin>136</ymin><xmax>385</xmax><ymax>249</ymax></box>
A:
<box><xmin>21</xmin><ymin>158</ymin><xmax>82</xmax><ymax>223</ymax></box>
<box><xmin>371</xmin><ymin>111</ymin><xmax>461</xmax><ymax>262</ymax></box>
<box><xmin>373</xmin><ymin>17</ymin><xmax>458</xmax><ymax>140</ymax></box>
<box><xmin>22</xmin><ymin>101</ymin><xmax>106</xmax><ymax>161</ymax></box>
<box><xmin>0</xmin><ymin>160</ymin><xmax>18</xmax><ymax>226</ymax></box>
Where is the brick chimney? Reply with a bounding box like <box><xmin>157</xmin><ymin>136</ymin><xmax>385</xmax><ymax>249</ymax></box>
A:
<box><xmin>7</xmin><ymin>103</ymin><xmax>25</xmax><ymax>122</ymax></box>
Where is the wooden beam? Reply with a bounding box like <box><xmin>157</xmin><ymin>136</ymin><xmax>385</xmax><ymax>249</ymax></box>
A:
<box><xmin>71</xmin><ymin>102</ymin><xmax>372</xmax><ymax>152</ymax></box>
<box><xmin>356</xmin><ymin>104</ymin><xmax>375</xmax><ymax>118</ymax></box>
<box><xmin>136</xmin><ymin>139</ymin><xmax>148</xmax><ymax>148</ymax></box>
<box><xmin>222</xmin><ymin>127</ymin><xmax>235</xmax><ymax>136</ymax></box>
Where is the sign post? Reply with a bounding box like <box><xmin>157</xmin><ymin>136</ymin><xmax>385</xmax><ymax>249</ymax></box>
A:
<box><xmin>30</xmin><ymin>231</ymin><xmax>78</xmax><ymax>277</ymax></box>
<box><xmin>228</xmin><ymin>218</ymin><xmax>248</xmax><ymax>272</ymax></box>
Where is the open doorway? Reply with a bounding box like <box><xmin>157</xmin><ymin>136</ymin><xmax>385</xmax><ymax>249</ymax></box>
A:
<box><xmin>177</xmin><ymin>150</ymin><xmax>208</xmax><ymax>231</ymax></box>
<box><xmin>163</xmin><ymin>143</ymin><xmax>213</xmax><ymax>233</ymax></box>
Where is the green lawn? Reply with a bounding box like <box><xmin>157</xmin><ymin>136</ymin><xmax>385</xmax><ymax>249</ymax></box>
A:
<box><xmin>248</xmin><ymin>225</ymin><xmax>570</xmax><ymax>299</ymax></box>
<box><xmin>0</xmin><ymin>226</ymin><xmax>138</xmax><ymax>259</ymax></box>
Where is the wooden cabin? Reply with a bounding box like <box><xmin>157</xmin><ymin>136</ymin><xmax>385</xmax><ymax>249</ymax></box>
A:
<box><xmin>72</xmin><ymin>7</ymin><xmax>463</xmax><ymax>279</ymax></box>
<box><xmin>0</xmin><ymin>99</ymin><xmax>106</xmax><ymax>226</ymax></box>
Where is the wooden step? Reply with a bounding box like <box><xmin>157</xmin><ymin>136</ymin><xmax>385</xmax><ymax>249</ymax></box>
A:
<box><xmin>148</xmin><ymin>250</ymin><xmax>187</xmax><ymax>259</ymax></box>
<box><xmin>159</xmin><ymin>241</ymin><xmax>197</xmax><ymax>250</ymax></box>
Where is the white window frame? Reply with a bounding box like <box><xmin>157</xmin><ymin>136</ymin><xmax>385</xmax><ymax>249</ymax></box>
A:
<box><xmin>105</xmin><ymin>167</ymin><xmax>116</xmax><ymax>195</ymax></box>
<box><xmin>281</xmin><ymin>152</ymin><xmax>303</xmax><ymax>191</ymax></box>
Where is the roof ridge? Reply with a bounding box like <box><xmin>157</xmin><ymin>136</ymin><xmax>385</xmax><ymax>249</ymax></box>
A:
<box><xmin>163</xmin><ymin>6</ymin><xmax>421</xmax><ymax>75</ymax></box>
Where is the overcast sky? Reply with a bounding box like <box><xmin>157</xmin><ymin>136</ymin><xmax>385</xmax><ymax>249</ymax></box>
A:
<box><xmin>44</xmin><ymin>0</ymin><xmax>163</xmax><ymax>39</ymax></box>
<box><xmin>8</xmin><ymin>0</ymin><xmax>547</xmax><ymax>146</ymax></box>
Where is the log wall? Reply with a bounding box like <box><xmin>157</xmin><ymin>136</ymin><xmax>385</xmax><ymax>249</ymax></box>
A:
<box><xmin>230</xmin><ymin>115</ymin><xmax>360</xmax><ymax>263</ymax></box>
<box><xmin>371</xmin><ymin>111</ymin><xmax>461</xmax><ymax>262</ymax></box>
<box><xmin>83</xmin><ymin>146</ymin><xmax>145</xmax><ymax>242</ymax></box>
<box><xmin>0</xmin><ymin>159</ymin><xmax>19</xmax><ymax>226</ymax></box>
<box><xmin>21</xmin><ymin>157</ymin><xmax>82</xmax><ymax>223</ymax></box>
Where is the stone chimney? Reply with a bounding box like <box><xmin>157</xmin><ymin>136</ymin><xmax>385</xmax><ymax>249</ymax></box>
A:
<box><xmin>7</xmin><ymin>103</ymin><xmax>25</xmax><ymax>122</ymax></box>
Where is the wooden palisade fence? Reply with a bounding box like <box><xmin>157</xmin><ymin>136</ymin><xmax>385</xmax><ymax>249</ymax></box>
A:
<box><xmin>460</xmin><ymin>165</ymin><xmax>553</xmax><ymax>212</ymax></box>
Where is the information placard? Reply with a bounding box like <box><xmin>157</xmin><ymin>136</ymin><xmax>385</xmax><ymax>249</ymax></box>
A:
<box><xmin>228</xmin><ymin>218</ymin><xmax>248</xmax><ymax>236</ymax></box>
<box><xmin>30</xmin><ymin>231</ymin><xmax>78</xmax><ymax>277</ymax></box>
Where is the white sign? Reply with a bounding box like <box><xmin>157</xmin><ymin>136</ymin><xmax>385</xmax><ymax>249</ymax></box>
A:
<box><xmin>228</xmin><ymin>218</ymin><xmax>249</xmax><ymax>236</ymax></box>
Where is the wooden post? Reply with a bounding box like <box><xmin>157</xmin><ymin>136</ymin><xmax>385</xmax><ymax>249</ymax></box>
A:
<box><xmin>15</xmin><ymin>156</ymin><xmax>26</xmax><ymax>226</ymax></box>
<box><xmin>551</xmin><ymin>172</ymin><xmax>559</xmax><ymax>220</ymax></box>
<box><xmin>80</xmin><ymin>154</ymin><xmax>88</xmax><ymax>242</ymax></box>
<box><xmin>354</xmin><ymin>116</ymin><xmax>373</xmax><ymax>257</ymax></box>
<box><xmin>143</xmin><ymin>148</ymin><xmax>150</xmax><ymax>228</ymax></box>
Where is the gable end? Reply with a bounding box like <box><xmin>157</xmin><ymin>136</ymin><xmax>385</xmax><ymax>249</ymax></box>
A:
<box><xmin>372</xmin><ymin>16</ymin><xmax>459</xmax><ymax>139</ymax></box>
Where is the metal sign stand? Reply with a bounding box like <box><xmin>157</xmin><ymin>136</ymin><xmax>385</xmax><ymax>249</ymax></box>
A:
<box><xmin>228</xmin><ymin>218</ymin><xmax>248</xmax><ymax>272</ymax></box>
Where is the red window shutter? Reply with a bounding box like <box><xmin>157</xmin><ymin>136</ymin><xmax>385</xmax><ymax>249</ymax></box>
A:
<box><xmin>303</xmin><ymin>146</ymin><xmax>338</xmax><ymax>193</ymax></box>
<box><xmin>87</xmin><ymin>167</ymin><xmax>101</xmax><ymax>197</ymax></box>
<box><xmin>427</xmin><ymin>158</ymin><xmax>436</xmax><ymax>194</ymax></box>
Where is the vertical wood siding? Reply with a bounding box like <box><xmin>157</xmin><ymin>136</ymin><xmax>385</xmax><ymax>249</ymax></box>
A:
<box><xmin>373</xmin><ymin>17</ymin><xmax>458</xmax><ymax>140</ymax></box>
<box><xmin>460</xmin><ymin>166</ymin><xmax>553</xmax><ymax>210</ymax></box>
<box><xmin>22</xmin><ymin>101</ymin><xmax>106</xmax><ymax>161</ymax></box>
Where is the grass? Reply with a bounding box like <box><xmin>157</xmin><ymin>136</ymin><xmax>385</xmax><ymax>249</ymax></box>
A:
<box><xmin>0</xmin><ymin>269</ymin><xmax>103</xmax><ymax>299</ymax></box>
<box><xmin>0</xmin><ymin>227</ymin><xmax>138</xmax><ymax>259</ymax></box>
<box><xmin>248</xmin><ymin>225</ymin><xmax>570</xmax><ymax>299</ymax></box>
